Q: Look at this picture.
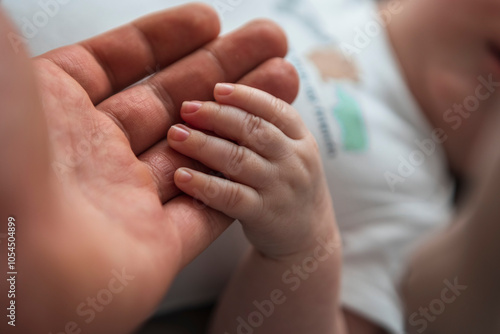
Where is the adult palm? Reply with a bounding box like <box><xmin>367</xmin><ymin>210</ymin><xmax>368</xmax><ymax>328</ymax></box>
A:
<box><xmin>0</xmin><ymin>4</ymin><xmax>298</xmax><ymax>333</ymax></box>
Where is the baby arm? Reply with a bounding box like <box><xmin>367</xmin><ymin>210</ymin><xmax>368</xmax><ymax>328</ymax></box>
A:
<box><xmin>167</xmin><ymin>83</ymin><xmax>346</xmax><ymax>333</ymax></box>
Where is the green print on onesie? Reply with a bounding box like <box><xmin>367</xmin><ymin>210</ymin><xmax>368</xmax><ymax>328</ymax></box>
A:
<box><xmin>332</xmin><ymin>87</ymin><xmax>368</xmax><ymax>152</ymax></box>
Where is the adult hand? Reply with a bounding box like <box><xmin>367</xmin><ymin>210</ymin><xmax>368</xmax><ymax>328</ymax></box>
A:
<box><xmin>0</xmin><ymin>3</ymin><xmax>298</xmax><ymax>333</ymax></box>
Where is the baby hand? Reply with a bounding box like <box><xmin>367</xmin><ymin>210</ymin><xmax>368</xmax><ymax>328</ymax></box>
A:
<box><xmin>167</xmin><ymin>84</ymin><xmax>337</xmax><ymax>260</ymax></box>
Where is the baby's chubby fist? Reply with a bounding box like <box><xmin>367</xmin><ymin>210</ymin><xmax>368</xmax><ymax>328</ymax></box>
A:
<box><xmin>167</xmin><ymin>83</ymin><xmax>339</xmax><ymax>260</ymax></box>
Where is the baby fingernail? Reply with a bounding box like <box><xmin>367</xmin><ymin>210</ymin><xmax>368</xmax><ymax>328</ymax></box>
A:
<box><xmin>170</xmin><ymin>125</ymin><xmax>190</xmax><ymax>141</ymax></box>
<box><xmin>182</xmin><ymin>101</ymin><xmax>202</xmax><ymax>114</ymax></box>
<box><xmin>176</xmin><ymin>169</ymin><xmax>193</xmax><ymax>183</ymax></box>
<box><xmin>216</xmin><ymin>83</ymin><xmax>235</xmax><ymax>96</ymax></box>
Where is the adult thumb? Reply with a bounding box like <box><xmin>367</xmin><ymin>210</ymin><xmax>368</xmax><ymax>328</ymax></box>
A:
<box><xmin>0</xmin><ymin>7</ymin><xmax>51</xmax><ymax>214</ymax></box>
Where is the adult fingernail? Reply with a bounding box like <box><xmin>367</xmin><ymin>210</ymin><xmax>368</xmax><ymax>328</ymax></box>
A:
<box><xmin>176</xmin><ymin>169</ymin><xmax>193</xmax><ymax>183</ymax></box>
<box><xmin>215</xmin><ymin>83</ymin><xmax>235</xmax><ymax>96</ymax></box>
<box><xmin>169</xmin><ymin>125</ymin><xmax>190</xmax><ymax>141</ymax></box>
<box><xmin>182</xmin><ymin>101</ymin><xmax>202</xmax><ymax>114</ymax></box>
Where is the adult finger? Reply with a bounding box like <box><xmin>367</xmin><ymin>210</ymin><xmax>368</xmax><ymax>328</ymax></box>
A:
<box><xmin>237</xmin><ymin>57</ymin><xmax>300</xmax><ymax>105</ymax></box>
<box><xmin>97</xmin><ymin>19</ymin><xmax>289</xmax><ymax>154</ymax></box>
<box><xmin>38</xmin><ymin>3</ymin><xmax>221</xmax><ymax>104</ymax></box>
<box><xmin>164</xmin><ymin>195</ymin><xmax>234</xmax><ymax>269</ymax></box>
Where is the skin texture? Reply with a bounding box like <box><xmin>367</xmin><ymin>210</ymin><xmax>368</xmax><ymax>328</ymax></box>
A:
<box><xmin>0</xmin><ymin>3</ymin><xmax>299</xmax><ymax>333</ymax></box>
<box><xmin>168</xmin><ymin>84</ymin><xmax>335</xmax><ymax>259</ymax></box>
<box><xmin>167</xmin><ymin>83</ymin><xmax>345</xmax><ymax>333</ymax></box>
